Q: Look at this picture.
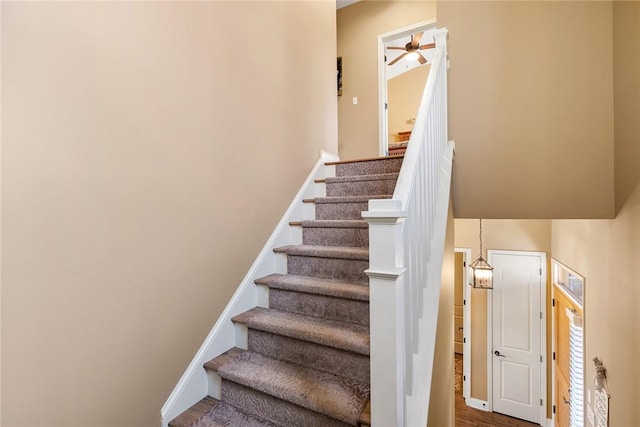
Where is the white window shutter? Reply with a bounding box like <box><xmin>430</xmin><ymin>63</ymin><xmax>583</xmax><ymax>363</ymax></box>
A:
<box><xmin>566</xmin><ymin>308</ymin><xmax>584</xmax><ymax>427</ymax></box>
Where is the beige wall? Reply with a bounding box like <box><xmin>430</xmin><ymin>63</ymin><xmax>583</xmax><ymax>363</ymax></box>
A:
<box><xmin>455</xmin><ymin>219</ymin><xmax>551</xmax><ymax>401</ymax></box>
<box><xmin>551</xmin><ymin>186</ymin><xmax>640</xmax><ymax>425</ymax></box>
<box><xmin>1</xmin><ymin>2</ymin><xmax>336</xmax><ymax>426</ymax></box>
<box><xmin>551</xmin><ymin>3</ymin><xmax>640</xmax><ymax>425</ymax></box>
<box><xmin>613</xmin><ymin>1</ymin><xmax>640</xmax><ymax>213</ymax></box>
<box><xmin>337</xmin><ymin>1</ymin><xmax>436</xmax><ymax>160</ymax></box>
<box><xmin>387</xmin><ymin>65</ymin><xmax>430</xmax><ymax>143</ymax></box>
<box><xmin>427</xmin><ymin>199</ymin><xmax>455</xmax><ymax>426</ymax></box>
<box><xmin>439</xmin><ymin>1</ymin><xmax>615</xmax><ymax>219</ymax></box>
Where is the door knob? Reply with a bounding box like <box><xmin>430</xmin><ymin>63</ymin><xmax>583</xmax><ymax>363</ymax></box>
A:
<box><xmin>494</xmin><ymin>350</ymin><xmax>506</xmax><ymax>357</ymax></box>
<box><xmin>458</xmin><ymin>326</ymin><xmax>464</xmax><ymax>331</ymax></box>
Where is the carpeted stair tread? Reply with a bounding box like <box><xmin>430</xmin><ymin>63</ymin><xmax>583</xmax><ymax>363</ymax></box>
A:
<box><xmin>230</xmin><ymin>307</ymin><xmax>266</xmax><ymax>325</ymax></box>
<box><xmin>232</xmin><ymin>308</ymin><xmax>370</xmax><ymax>355</ymax></box>
<box><xmin>325</xmin><ymin>172</ymin><xmax>399</xmax><ymax>184</ymax></box>
<box><xmin>221</xmin><ymin>381</ymin><xmax>353</xmax><ymax>427</ymax></box>
<box><xmin>255</xmin><ymin>274</ymin><xmax>369</xmax><ymax>300</ymax></box>
<box><xmin>274</xmin><ymin>245</ymin><xmax>368</xmax><ymax>261</ymax></box>
<box><xmin>275</xmin><ymin>245</ymin><xmax>370</xmax><ymax>283</ymax></box>
<box><xmin>170</xmin><ymin>396</ymin><xmax>279</xmax><ymax>427</ymax></box>
<box><xmin>300</xmin><ymin>220</ymin><xmax>368</xmax><ymax>228</ymax></box>
<box><xmin>359</xmin><ymin>401</ymin><xmax>371</xmax><ymax>426</ymax></box>
<box><xmin>169</xmin><ymin>396</ymin><xmax>218</xmax><ymax>427</ymax></box>
<box><xmin>247</xmin><ymin>329</ymin><xmax>370</xmax><ymax>384</ymax></box>
<box><xmin>307</xmin><ymin>196</ymin><xmax>393</xmax><ymax>221</ymax></box>
<box><xmin>288</xmin><ymin>220</ymin><xmax>368</xmax><ymax>229</ymax></box>
<box><xmin>216</xmin><ymin>350</ymin><xmax>370</xmax><ymax>425</ymax></box>
<box><xmin>203</xmin><ymin>346</ymin><xmax>246</xmax><ymax>372</ymax></box>
<box><xmin>324</xmin><ymin>155</ymin><xmax>402</xmax><ymax>166</ymax></box>
<box><xmin>325</xmin><ymin>173</ymin><xmax>398</xmax><ymax>197</ymax></box>
<box><xmin>308</xmin><ymin>195</ymin><xmax>393</xmax><ymax>204</ymax></box>
<box><xmin>268</xmin><ymin>289</ymin><xmax>369</xmax><ymax>326</ymax></box>
<box><xmin>198</xmin><ymin>400</ymin><xmax>279</xmax><ymax>427</ymax></box>
<box><xmin>295</xmin><ymin>220</ymin><xmax>369</xmax><ymax>247</ymax></box>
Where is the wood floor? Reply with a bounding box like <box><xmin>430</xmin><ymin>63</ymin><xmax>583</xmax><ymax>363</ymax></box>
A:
<box><xmin>455</xmin><ymin>355</ymin><xmax>540</xmax><ymax>427</ymax></box>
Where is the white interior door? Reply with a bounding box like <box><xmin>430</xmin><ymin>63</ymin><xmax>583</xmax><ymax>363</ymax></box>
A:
<box><xmin>490</xmin><ymin>251</ymin><xmax>545</xmax><ymax>424</ymax></box>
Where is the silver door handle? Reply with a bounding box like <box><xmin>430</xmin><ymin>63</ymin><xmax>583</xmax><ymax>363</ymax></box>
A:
<box><xmin>494</xmin><ymin>350</ymin><xmax>506</xmax><ymax>358</ymax></box>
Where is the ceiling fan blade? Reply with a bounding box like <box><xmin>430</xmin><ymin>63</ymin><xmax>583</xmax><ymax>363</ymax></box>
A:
<box><xmin>387</xmin><ymin>46</ymin><xmax>407</xmax><ymax>50</ymax></box>
<box><xmin>411</xmin><ymin>32</ymin><xmax>424</xmax><ymax>47</ymax></box>
<box><xmin>419</xmin><ymin>43</ymin><xmax>436</xmax><ymax>50</ymax></box>
<box><xmin>417</xmin><ymin>52</ymin><xmax>427</xmax><ymax>65</ymax></box>
<box><xmin>388</xmin><ymin>52</ymin><xmax>408</xmax><ymax>66</ymax></box>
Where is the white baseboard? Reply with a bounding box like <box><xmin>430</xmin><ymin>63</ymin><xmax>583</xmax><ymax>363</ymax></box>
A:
<box><xmin>466</xmin><ymin>397</ymin><xmax>489</xmax><ymax>412</ymax></box>
<box><xmin>465</xmin><ymin>398</ymin><xmax>552</xmax><ymax>426</ymax></box>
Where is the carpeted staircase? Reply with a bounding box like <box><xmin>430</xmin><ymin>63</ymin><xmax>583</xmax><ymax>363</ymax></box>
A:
<box><xmin>169</xmin><ymin>156</ymin><xmax>403</xmax><ymax>427</ymax></box>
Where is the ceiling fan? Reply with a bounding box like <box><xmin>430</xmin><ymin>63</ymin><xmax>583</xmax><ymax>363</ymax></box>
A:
<box><xmin>386</xmin><ymin>32</ymin><xmax>435</xmax><ymax>66</ymax></box>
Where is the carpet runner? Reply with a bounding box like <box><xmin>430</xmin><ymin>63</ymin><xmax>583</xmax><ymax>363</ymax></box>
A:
<box><xmin>169</xmin><ymin>156</ymin><xmax>403</xmax><ymax>427</ymax></box>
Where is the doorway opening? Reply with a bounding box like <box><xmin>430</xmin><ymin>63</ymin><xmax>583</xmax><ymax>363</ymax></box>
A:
<box><xmin>454</xmin><ymin>248</ymin><xmax>472</xmax><ymax>402</ymax></box>
<box><xmin>377</xmin><ymin>20</ymin><xmax>436</xmax><ymax>157</ymax></box>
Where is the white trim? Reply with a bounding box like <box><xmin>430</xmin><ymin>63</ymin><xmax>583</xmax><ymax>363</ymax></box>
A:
<box><xmin>364</xmin><ymin>268</ymin><xmax>406</xmax><ymax>280</ymax></box>
<box><xmin>551</xmin><ymin>258</ymin><xmax>584</xmax><ymax>309</ymax></box>
<box><xmin>487</xmin><ymin>250</ymin><xmax>547</xmax><ymax>425</ymax></box>
<box><xmin>455</xmin><ymin>247</ymin><xmax>472</xmax><ymax>401</ymax></box>
<box><xmin>541</xmin><ymin>253</ymin><xmax>548</xmax><ymax>426</ymax></box>
<box><xmin>550</xmin><ymin>258</ymin><xmax>586</xmax><ymax>427</ymax></box>
<box><xmin>551</xmin><ymin>284</ymin><xmax>557</xmax><ymax>426</ymax></box>
<box><xmin>466</xmin><ymin>397</ymin><xmax>490</xmax><ymax>412</ymax></box>
<box><xmin>377</xmin><ymin>20</ymin><xmax>437</xmax><ymax>157</ymax></box>
<box><xmin>486</xmin><ymin>252</ymin><xmax>494</xmax><ymax>412</ymax></box>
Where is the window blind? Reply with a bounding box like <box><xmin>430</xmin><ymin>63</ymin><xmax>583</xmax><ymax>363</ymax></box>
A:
<box><xmin>566</xmin><ymin>308</ymin><xmax>584</xmax><ymax>427</ymax></box>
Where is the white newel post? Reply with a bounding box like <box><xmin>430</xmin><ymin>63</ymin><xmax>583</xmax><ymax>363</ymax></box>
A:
<box><xmin>362</xmin><ymin>199</ymin><xmax>406</xmax><ymax>427</ymax></box>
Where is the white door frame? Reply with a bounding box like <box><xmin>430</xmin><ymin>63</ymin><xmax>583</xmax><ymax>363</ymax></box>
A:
<box><xmin>377</xmin><ymin>19</ymin><xmax>436</xmax><ymax>156</ymax></box>
<box><xmin>455</xmin><ymin>247</ymin><xmax>472</xmax><ymax>401</ymax></box>
<box><xmin>487</xmin><ymin>250</ymin><xmax>547</xmax><ymax>424</ymax></box>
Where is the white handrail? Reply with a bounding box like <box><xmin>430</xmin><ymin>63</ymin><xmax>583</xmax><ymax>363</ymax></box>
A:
<box><xmin>392</xmin><ymin>32</ymin><xmax>447</xmax><ymax>208</ymax></box>
<box><xmin>160</xmin><ymin>150</ymin><xmax>339</xmax><ymax>426</ymax></box>
<box><xmin>363</xmin><ymin>27</ymin><xmax>452</xmax><ymax>426</ymax></box>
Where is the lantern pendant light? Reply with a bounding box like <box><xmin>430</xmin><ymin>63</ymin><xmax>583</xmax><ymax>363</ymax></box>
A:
<box><xmin>469</xmin><ymin>219</ymin><xmax>493</xmax><ymax>289</ymax></box>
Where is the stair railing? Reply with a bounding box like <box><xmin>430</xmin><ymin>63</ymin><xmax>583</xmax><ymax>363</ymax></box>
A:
<box><xmin>363</xmin><ymin>28</ymin><xmax>453</xmax><ymax>426</ymax></box>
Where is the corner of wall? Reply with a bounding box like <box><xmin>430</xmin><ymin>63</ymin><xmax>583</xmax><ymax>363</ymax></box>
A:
<box><xmin>427</xmin><ymin>197</ymin><xmax>456</xmax><ymax>426</ymax></box>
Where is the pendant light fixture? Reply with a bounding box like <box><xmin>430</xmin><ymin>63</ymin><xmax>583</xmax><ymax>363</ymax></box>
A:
<box><xmin>469</xmin><ymin>219</ymin><xmax>493</xmax><ymax>289</ymax></box>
